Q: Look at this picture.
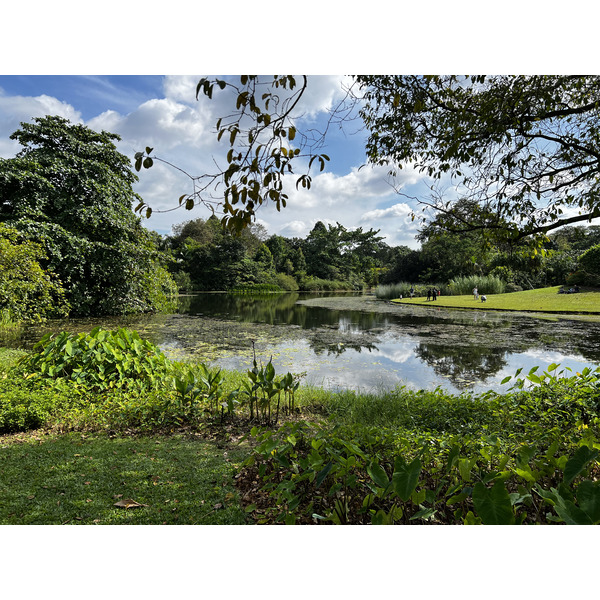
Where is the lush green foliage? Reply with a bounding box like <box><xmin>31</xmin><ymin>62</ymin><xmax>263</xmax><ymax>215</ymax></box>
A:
<box><xmin>14</xmin><ymin>327</ymin><xmax>173</xmax><ymax>393</ymax></box>
<box><xmin>239</xmin><ymin>365</ymin><xmax>600</xmax><ymax>524</ymax></box>
<box><xmin>573</xmin><ymin>244</ymin><xmax>600</xmax><ymax>286</ymax></box>
<box><xmin>0</xmin><ymin>379</ymin><xmax>70</xmax><ymax>433</ymax></box>
<box><xmin>165</xmin><ymin>217</ymin><xmax>386</xmax><ymax>292</ymax></box>
<box><xmin>0</xmin><ymin>116</ymin><xmax>177</xmax><ymax>316</ymax></box>
<box><xmin>447</xmin><ymin>275</ymin><xmax>506</xmax><ymax>296</ymax></box>
<box><xmin>3</xmin><ymin>323</ymin><xmax>600</xmax><ymax>525</ymax></box>
<box><xmin>3</xmin><ymin>327</ymin><xmax>300</xmax><ymax>434</ymax></box>
<box><xmin>0</xmin><ymin>223</ymin><xmax>69</xmax><ymax>323</ymax></box>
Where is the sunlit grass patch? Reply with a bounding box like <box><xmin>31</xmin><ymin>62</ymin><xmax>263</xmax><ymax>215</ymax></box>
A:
<box><xmin>392</xmin><ymin>286</ymin><xmax>600</xmax><ymax>314</ymax></box>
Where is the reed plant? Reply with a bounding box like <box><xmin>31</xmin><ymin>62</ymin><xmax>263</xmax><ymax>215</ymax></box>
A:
<box><xmin>375</xmin><ymin>282</ymin><xmax>449</xmax><ymax>300</ymax></box>
<box><xmin>447</xmin><ymin>274</ymin><xmax>506</xmax><ymax>296</ymax></box>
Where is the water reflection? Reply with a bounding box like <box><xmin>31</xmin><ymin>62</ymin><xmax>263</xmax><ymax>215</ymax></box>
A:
<box><xmin>7</xmin><ymin>292</ymin><xmax>600</xmax><ymax>394</ymax></box>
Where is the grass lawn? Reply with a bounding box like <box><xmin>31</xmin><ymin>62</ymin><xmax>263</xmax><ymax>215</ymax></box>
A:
<box><xmin>391</xmin><ymin>285</ymin><xmax>600</xmax><ymax>314</ymax></box>
<box><xmin>0</xmin><ymin>430</ymin><xmax>248</xmax><ymax>525</ymax></box>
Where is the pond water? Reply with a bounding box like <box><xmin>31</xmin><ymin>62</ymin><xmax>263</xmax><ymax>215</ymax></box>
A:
<box><xmin>6</xmin><ymin>292</ymin><xmax>600</xmax><ymax>395</ymax></box>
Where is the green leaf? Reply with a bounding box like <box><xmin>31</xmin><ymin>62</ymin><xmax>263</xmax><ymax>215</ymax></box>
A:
<box><xmin>458</xmin><ymin>457</ymin><xmax>473</xmax><ymax>482</ymax></box>
<box><xmin>367</xmin><ymin>461</ymin><xmax>389</xmax><ymax>490</ymax></box>
<box><xmin>576</xmin><ymin>480</ymin><xmax>600</xmax><ymax>523</ymax></box>
<box><xmin>409</xmin><ymin>507</ymin><xmax>436</xmax><ymax>521</ymax></box>
<box><xmin>472</xmin><ymin>480</ymin><xmax>515</xmax><ymax>525</ymax></box>
<box><xmin>463</xmin><ymin>511</ymin><xmax>482</xmax><ymax>525</ymax></box>
<box><xmin>392</xmin><ymin>456</ymin><xmax>421</xmax><ymax>502</ymax></box>
<box><xmin>315</xmin><ymin>461</ymin><xmax>333</xmax><ymax>488</ymax></box>
<box><xmin>563</xmin><ymin>445</ymin><xmax>599</xmax><ymax>485</ymax></box>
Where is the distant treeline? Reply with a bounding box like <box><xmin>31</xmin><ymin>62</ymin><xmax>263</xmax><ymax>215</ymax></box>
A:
<box><xmin>163</xmin><ymin>216</ymin><xmax>600</xmax><ymax>295</ymax></box>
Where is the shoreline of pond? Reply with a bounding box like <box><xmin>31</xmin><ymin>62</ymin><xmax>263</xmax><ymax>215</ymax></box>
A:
<box><xmin>297</xmin><ymin>293</ymin><xmax>600</xmax><ymax>322</ymax></box>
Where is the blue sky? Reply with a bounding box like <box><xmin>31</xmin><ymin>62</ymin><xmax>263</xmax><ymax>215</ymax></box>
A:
<box><xmin>0</xmin><ymin>74</ymin><xmax>431</xmax><ymax>247</ymax></box>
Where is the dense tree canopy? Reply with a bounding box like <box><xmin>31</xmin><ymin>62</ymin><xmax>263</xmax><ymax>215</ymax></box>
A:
<box><xmin>0</xmin><ymin>116</ymin><xmax>176</xmax><ymax>317</ymax></box>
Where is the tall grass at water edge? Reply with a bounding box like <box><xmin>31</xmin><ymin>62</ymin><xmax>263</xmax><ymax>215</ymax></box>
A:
<box><xmin>375</xmin><ymin>282</ymin><xmax>449</xmax><ymax>300</ymax></box>
<box><xmin>376</xmin><ymin>275</ymin><xmax>506</xmax><ymax>300</ymax></box>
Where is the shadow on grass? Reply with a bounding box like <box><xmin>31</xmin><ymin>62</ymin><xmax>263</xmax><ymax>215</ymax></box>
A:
<box><xmin>0</xmin><ymin>432</ymin><xmax>248</xmax><ymax>525</ymax></box>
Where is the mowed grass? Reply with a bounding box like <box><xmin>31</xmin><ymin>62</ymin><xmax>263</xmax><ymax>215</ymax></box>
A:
<box><xmin>0</xmin><ymin>431</ymin><xmax>248</xmax><ymax>525</ymax></box>
<box><xmin>391</xmin><ymin>286</ymin><xmax>600</xmax><ymax>314</ymax></box>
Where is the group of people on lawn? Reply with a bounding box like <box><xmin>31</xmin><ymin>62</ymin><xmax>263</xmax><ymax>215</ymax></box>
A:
<box><xmin>473</xmin><ymin>287</ymin><xmax>487</xmax><ymax>302</ymax></box>
<box><xmin>405</xmin><ymin>286</ymin><xmax>487</xmax><ymax>302</ymax></box>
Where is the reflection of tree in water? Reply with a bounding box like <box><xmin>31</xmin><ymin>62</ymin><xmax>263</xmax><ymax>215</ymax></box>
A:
<box><xmin>414</xmin><ymin>342</ymin><xmax>510</xmax><ymax>389</ymax></box>
<box><xmin>306</xmin><ymin>333</ymin><xmax>379</xmax><ymax>356</ymax></box>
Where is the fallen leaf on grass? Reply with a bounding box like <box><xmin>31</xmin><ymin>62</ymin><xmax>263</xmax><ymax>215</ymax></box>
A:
<box><xmin>113</xmin><ymin>498</ymin><xmax>149</xmax><ymax>509</ymax></box>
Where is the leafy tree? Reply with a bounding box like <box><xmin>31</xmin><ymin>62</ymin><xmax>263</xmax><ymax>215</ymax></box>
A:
<box><xmin>265</xmin><ymin>234</ymin><xmax>290</xmax><ymax>272</ymax></box>
<box><xmin>379</xmin><ymin>245</ymin><xmax>423</xmax><ymax>285</ymax></box>
<box><xmin>134</xmin><ymin>76</ymin><xmax>331</xmax><ymax>233</ymax></box>
<box><xmin>0</xmin><ymin>115</ymin><xmax>176</xmax><ymax>316</ymax></box>
<box><xmin>357</xmin><ymin>75</ymin><xmax>600</xmax><ymax>244</ymax></box>
<box><xmin>0</xmin><ymin>223</ymin><xmax>69</xmax><ymax>323</ymax></box>
<box><xmin>304</xmin><ymin>221</ymin><xmax>343</xmax><ymax>280</ymax></box>
<box><xmin>572</xmin><ymin>244</ymin><xmax>600</xmax><ymax>286</ymax></box>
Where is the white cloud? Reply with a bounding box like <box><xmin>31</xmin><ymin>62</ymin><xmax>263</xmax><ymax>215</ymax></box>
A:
<box><xmin>0</xmin><ymin>92</ymin><xmax>82</xmax><ymax>158</ymax></box>
<box><xmin>360</xmin><ymin>202</ymin><xmax>413</xmax><ymax>221</ymax></box>
<box><xmin>162</xmin><ymin>76</ymin><xmax>200</xmax><ymax>104</ymax></box>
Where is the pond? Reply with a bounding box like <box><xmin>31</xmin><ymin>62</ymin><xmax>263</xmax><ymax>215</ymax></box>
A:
<box><xmin>6</xmin><ymin>292</ymin><xmax>600</xmax><ymax>395</ymax></box>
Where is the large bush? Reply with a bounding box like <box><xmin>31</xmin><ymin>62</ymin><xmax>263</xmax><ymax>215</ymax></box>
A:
<box><xmin>571</xmin><ymin>244</ymin><xmax>600</xmax><ymax>286</ymax></box>
<box><xmin>0</xmin><ymin>116</ymin><xmax>176</xmax><ymax>316</ymax></box>
<box><xmin>0</xmin><ymin>223</ymin><xmax>69</xmax><ymax>323</ymax></box>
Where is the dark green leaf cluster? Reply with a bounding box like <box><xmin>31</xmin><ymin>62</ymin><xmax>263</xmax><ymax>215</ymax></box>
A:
<box><xmin>0</xmin><ymin>116</ymin><xmax>177</xmax><ymax>317</ymax></box>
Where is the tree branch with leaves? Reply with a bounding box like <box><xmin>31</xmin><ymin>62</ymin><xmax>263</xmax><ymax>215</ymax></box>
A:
<box><xmin>134</xmin><ymin>75</ymin><xmax>331</xmax><ymax>233</ymax></box>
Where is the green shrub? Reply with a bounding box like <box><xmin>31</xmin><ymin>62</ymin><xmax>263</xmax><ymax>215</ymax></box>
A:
<box><xmin>275</xmin><ymin>273</ymin><xmax>299</xmax><ymax>291</ymax></box>
<box><xmin>571</xmin><ymin>244</ymin><xmax>600</xmax><ymax>286</ymax></box>
<box><xmin>0</xmin><ymin>223</ymin><xmax>70</xmax><ymax>323</ymax></box>
<box><xmin>13</xmin><ymin>327</ymin><xmax>173</xmax><ymax>393</ymax></box>
<box><xmin>578</xmin><ymin>244</ymin><xmax>600</xmax><ymax>275</ymax></box>
<box><xmin>0</xmin><ymin>379</ymin><xmax>68</xmax><ymax>433</ymax></box>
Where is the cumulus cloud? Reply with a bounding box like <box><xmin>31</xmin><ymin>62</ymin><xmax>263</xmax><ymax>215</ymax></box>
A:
<box><xmin>0</xmin><ymin>92</ymin><xmax>82</xmax><ymax>158</ymax></box>
<box><xmin>360</xmin><ymin>202</ymin><xmax>413</xmax><ymax>222</ymax></box>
